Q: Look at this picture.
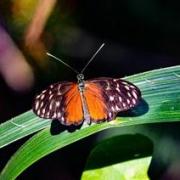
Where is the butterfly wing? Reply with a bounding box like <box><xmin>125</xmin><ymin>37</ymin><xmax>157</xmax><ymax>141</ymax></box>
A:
<box><xmin>85</xmin><ymin>77</ymin><xmax>141</xmax><ymax>122</ymax></box>
<box><xmin>33</xmin><ymin>82</ymin><xmax>84</xmax><ymax>125</ymax></box>
<box><xmin>83</xmin><ymin>82</ymin><xmax>108</xmax><ymax>122</ymax></box>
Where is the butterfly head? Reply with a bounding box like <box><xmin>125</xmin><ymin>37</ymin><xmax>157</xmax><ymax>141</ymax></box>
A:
<box><xmin>77</xmin><ymin>73</ymin><xmax>84</xmax><ymax>81</ymax></box>
<box><xmin>77</xmin><ymin>74</ymin><xmax>85</xmax><ymax>92</ymax></box>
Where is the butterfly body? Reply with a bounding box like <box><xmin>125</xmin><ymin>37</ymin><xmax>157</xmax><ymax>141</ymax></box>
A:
<box><xmin>33</xmin><ymin>75</ymin><xmax>141</xmax><ymax>126</ymax></box>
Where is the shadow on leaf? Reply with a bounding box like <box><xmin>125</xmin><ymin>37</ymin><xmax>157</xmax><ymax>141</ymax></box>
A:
<box><xmin>119</xmin><ymin>98</ymin><xmax>149</xmax><ymax>117</ymax></box>
<box><xmin>84</xmin><ymin>134</ymin><xmax>153</xmax><ymax>170</ymax></box>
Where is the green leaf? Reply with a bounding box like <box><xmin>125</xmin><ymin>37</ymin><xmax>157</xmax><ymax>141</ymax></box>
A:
<box><xmin>0</xmin><ymin>65</ymin><xmax>180</xmax><ymax>179</ymax></box>
<box><xmin>82</xmin><ymin>157</ymin><xmax>152</xmax><ymax>180</ymax></box>
<box><xmin>0</xmin><ymin>111</ymin><xmax>50</xmax><ymax>148</ymax></box>
<box><xmin>81</xmin><ymin>134</ymin><xmax>152</xmax><ymax>180</ymax></box>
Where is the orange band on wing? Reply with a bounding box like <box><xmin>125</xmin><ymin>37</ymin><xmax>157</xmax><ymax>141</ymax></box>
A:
<box><xmin>65</xmin><ymin>85</ymin><xmax>83</xmax><ymax>125</ymax></box>
<box><xmin>84</xmin><ymin>83</ymin><xmax>107</xmax><ymax>121</ymax></box>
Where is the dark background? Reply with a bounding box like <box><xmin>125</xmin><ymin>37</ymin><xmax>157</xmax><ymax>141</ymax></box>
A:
<box><xmin>0</xmin><ymin>1</ymin><xmax>180</xmax><ymax>179</ymax></box>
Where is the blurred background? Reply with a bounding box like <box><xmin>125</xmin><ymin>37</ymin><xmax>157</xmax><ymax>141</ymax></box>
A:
<box><xmin>0</xmin><ymin>0</ymin><xmax>179</xmax><ymax>179</ymax></box>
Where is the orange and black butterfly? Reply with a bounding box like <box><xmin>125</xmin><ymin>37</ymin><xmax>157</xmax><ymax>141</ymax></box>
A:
<box><xmin>33</xmin><ymin>44</ymin><xmax>141</xmax><ymax>126</ymax></box>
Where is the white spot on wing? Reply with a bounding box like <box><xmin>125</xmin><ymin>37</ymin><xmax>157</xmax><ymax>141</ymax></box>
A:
<box><xmin>132</xmin><ymin>91</ymin><xmax>138</xmax><ymax>99</ymax></box>
<box><xmin>58</xmin><ymin>84</ymin><xmax>61</xmax><ymax>91</ymax></box>
<box><xmin>40</xmin><ymin>102</ymin><xmax>44</xmax><ymax>108</ymax></box>
<box><xmin>37</xmin><ymin>109</ymin><xmax>40</xmax><ymax>115</ymax></box>
<box><xmin>46</xmin><ymin>112</ymin><xmax>50</xmax><ymax>117</ymax></box>
<box><xmin>127</xmin><ymin>99</ymin><xmax>130</xmax><ymax>104</ymax></box>
<box><xmin>106</xmin><ymin>82</ymin><xmax>111</xmax><ymax>90</ymax></box>
<box><xmin>111</xmin><ymin>106</ymin><xmax>115</xmax><ymax>112</ymax></box>
<box><xmin>122</xmin><ymin>81</ymin><xmax>128</xmax><ymax>85</ymax></box>
<box><xmin>42</xmin><ymin>90</ymin><xmax>46</xmax><ymax>94</ymax></box>
<box><xmin>36</xmin><ymin>95</ymin><xmax>40</xmax><ymax>99</ymax></box>
<box><xmin>57</xmin><ymin>112</ymin><xmax>61</xmax><ymax>118</ymax></box>
<box><xmin>57</xmin><ymin>92</ymin><xmax>62</xmax><ymax>95</ymax></box>
<box><xmin>42</xmin><ymin>108</ymin><xmax>45</xmax><ymax>114</ymax></box>
<box><xmin>109</xmin><ymin>96</ymin><xmax>114</xmax><ymax>101</ymax></box>
<box><xmin>56</xmin><ymin>101</ymin><xmax>60</xmax><ymax>107</ymax></box>
<box><xmin>123</xmin><ymin>103</ymin><xmax>126</xmax><ymax>107</ymax></box>
<box><xmin>132</xmin><ymin>98</ymin><xmax>136</xmax><ymax>104</ymax></box>
<box><xmin>119</xmin><ymin>96</ymin><xmax>122</xmax><ymax>102</ymax></box>
<box><xmin>116</xmin><ymin>87</ymin><xmax>120</xmax><ymax>92</ymax></box>
<box><xmin>49</xmin><ymin>94</ymin><xmax>53</xmax><ymax>100</ymax></box>
<box><xmin>35</xmin><ymin>101</ymin><xmax>39</xmax><ymax>110</ymax></box>
<box><xmin>52</xmin><ymin>113</ymin><xmax>57</xmax><ymax>118</ymax></box>
<box><xmin>127</xmin><ymin>92</ymin><xmax>132</xmax><ymax>97</ymax></box>
<box><xmin>130</xmin><ymin>85</ymin><xmax>135</xmax><ymax>89</ymax></box>
<box><xmin>40</xmin><ymin>94</ymin><xmax>45</xmax><ymax>100</ymax></box>
<box><xmin>124</xmin><ymin>85</ymin><xmax>130</xmax><ymax>90</ymax></box>
<box><xmin>49</xmin><ymin>103</ymin><xmax>53</xmax><ymax>110</ymax></box>
<box><xmin>61</xmin><ymin>117</ymin><xmax>65</xmax><ymax>122</ymax></box>
<box><xmin>115</xmin><ymin>105</ymin><xmax>120</xmax><ymax>111</ymax></box>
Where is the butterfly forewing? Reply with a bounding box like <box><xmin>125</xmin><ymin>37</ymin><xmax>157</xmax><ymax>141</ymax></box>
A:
<box><xmin>86</xmin><ymin>78</ymin><xmax>141</xmax><ymax>121</ymax></box>
<box><xmin>33</xmin><ymin>82</ymin><xmax>84</xmax><ymax>125</ymax></box>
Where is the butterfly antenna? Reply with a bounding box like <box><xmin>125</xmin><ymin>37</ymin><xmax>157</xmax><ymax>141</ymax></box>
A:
<box><xmin>81</xmin><ymin>43</ymin><xmax>105</xmax><ymax>74</ymax></box>
<box><xmin>46</xmin><ymin>52</ymin><xmax>79</xmax><ymax>74</ymax></box>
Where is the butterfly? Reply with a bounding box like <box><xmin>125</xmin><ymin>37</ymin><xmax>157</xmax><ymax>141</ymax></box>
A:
<box><xmin>33</xmin><ymin>44</ymin><xmax>141</xmax><ymax>126</ymax></box>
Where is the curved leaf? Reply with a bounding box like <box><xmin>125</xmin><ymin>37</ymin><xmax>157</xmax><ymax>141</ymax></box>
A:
<box><xmin>0</xmin><ymin>65</ymin><xmax>180</xmax><ymax>179</ymax></box>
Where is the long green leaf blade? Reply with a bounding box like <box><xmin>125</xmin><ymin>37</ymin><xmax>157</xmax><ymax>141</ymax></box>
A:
<box><xmin>0</xmin><ymin>65</ymin><xmax>180</xmax><ymax>179</ymax></box>
<box><xmin>0</xmin><ymin>111</ymin><xmax>50</xmax><ymax>148</ymax></box>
